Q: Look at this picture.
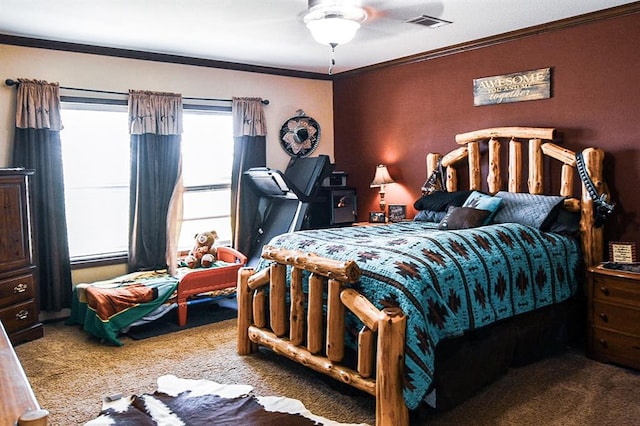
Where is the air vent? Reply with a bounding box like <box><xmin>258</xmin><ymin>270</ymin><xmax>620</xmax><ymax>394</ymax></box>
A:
<box><xmin>405</xmin><ymin>15</ymin><xmax>452</xmax><ymax>28</ymax></box>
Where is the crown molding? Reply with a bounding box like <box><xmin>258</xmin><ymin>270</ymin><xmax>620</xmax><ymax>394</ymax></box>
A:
<box><xmin>0</xmin><ymin>34</ymin><xmax>332</xmax><ymax>81</ymax></box>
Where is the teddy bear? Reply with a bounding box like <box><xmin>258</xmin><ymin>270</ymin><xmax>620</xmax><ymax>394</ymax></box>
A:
<box><xmin>184</xmin><ymin>230</ymin><xmax>218</xmax><ymax>268</ymax></box>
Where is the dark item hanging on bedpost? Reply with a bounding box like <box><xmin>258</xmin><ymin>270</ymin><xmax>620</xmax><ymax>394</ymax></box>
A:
<box><xmin>422</xmin><ymin>157</ymin><xmax>446</xmax><ymax>195</ymax></box>
<box><xmin>576</xmin><ymin>150</ymin><xmax>614</xmax><ymax>228</ymax></box>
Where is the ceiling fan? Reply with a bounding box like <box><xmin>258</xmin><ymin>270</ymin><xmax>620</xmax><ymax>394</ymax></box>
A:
<box><xmin>301</xmin><ymin>0</ymin><xmax>449</xmax><ymax>73</ymax></box>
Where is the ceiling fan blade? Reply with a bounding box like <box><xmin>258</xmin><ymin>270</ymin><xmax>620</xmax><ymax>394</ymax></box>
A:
<box><xmin>364</xmin><ymin>0</ymin><xmax>445</xmax><ymax>23</ymax></box>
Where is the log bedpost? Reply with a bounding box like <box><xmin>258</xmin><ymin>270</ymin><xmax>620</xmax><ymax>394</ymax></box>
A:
<box><xmin>376</xmin><ymin>307</ymin><xmax>408</xmax><ymax>426</ymax></box>
<box><xmin>237</xmin><ymin>267</ymin><xmax>255</xmax><ymax>355</ymax></box>
<box><xmin>426</xmin><ymin>153</ymin><xmax>439</xmax><ymax>177</ymax></box>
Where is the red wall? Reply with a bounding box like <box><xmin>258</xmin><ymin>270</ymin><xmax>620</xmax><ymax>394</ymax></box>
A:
<box><xmin>333</xmin><ymin>12</ymin><xmax>640</xmax><ymax>247</ymax></box>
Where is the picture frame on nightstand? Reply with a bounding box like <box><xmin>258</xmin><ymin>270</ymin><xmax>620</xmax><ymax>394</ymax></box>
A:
<box><xmin>608</xmin><ymin>241</ymin><xmax>637</xmax><ymax>263</ymax></box>
<box><xmin>369</xmin><ymin>211</ymin><xmax>386</xmax><ymax>223</ymax></box>
<box><xmin>388</xmin><ymin>204</ymin><xmax>407</xmax><ymax>222</ymax></box>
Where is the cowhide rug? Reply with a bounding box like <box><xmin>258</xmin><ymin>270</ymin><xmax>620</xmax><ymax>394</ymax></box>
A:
<box><xmin>85</xmin><ymin>375</ymin><xmax>369</xmax><ymax>425</ymax></box>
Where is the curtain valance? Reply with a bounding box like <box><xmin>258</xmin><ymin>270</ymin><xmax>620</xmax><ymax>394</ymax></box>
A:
<box><xmin>232</xmin><ymin>97</ymin><xmax>267</xmax><ymax>137</ymax></box>
<box><xmin>15</xmin><ymin>79</ymin><xmax>63</xmax><ymax>131</ymax></box>
<box><xmin>129</xmin><ymin>90</ymin><xmax>183</xmax><ymax>135</ymax></box>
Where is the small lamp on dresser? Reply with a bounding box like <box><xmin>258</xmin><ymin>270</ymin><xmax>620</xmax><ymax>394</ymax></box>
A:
<box><xmin>370</xmin><ymin>164</ymin><xmax>395</xmax><ymax>212</ymax></box>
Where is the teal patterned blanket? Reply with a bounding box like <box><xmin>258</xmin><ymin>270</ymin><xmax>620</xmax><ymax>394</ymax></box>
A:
<box><xmin>258</xmin><ymin>221</ymin><xmax>580</xmax><ymax>410</ymax></box>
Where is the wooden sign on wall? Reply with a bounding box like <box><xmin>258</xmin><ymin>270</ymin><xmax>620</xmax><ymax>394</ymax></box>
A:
<box><xmin>473</xmin><ymin>67</ymin><xmax>551</xmax><ymax>106</ymax></box>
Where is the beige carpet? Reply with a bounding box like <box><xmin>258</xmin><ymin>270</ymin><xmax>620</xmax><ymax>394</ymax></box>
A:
<box><xmin>14</xmin><ymin>318</ymin><xmax>640</xmax><ymax>425</ymax></box>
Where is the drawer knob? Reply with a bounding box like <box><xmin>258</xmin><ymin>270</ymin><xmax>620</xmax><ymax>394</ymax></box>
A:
<box><xmin>15</xmin><ymin>309</ymin><xmax>29</xmax><ymax>320</ymax></box>
<box><xmin>599</xmin><ymin>338</ymin><xmax>608</xmax><ymax>348</ymax></box>
<box><xmin>14</xmin><ymin>283</ymin><xmax>28</xmax><ymax>293</ymax></box>
<box><xmin>600</xmin><ymin>287</ymin><xmax>610</xmax><ymax>296</ymax></box>
<box><xmin>599</xmin><ymin>312</ymin><xmax>609</xmax><ymax>322</ymax></box>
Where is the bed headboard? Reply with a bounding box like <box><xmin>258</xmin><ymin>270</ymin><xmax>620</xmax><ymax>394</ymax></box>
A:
<box><xmin>426</xmin><ymin>126</ymin><xmax>605</xmax><ymax>268</ymax></box>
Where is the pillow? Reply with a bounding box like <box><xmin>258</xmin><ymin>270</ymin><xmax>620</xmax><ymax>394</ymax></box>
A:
<box><xmin>549</xmin><ymin>209</ymin><xmax>580</xmax><ymax>236</ymax></box>
<box><xmin>414</xmin><ymin>210</ymin><xmax>447</xmax><ymax>223</ymax></box>
<box><xmin>413</xmin><ymin>190</ymin><xmax>473</xmax><ymax>212</ymax></box>
<box><xmin>437</xmin><ymin>206</ymin><xmax>491</xmax><ymax>230</ymax></box>
<box><xmin>492</xmin><ymin>191</ymin><xmax>565</xmax><ymax>230</ymax></box>
<box><xmin>461</xmin><ymin>191</ymin><xmax>502</xmax><ymax>224</ymax></box>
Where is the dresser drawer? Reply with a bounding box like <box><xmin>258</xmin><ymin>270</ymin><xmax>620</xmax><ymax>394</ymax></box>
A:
<box><xmin>592</xmin><ymin>301</ymin><xmax>640</xmax><ymax>336</ymax></box>
<box><xmin>0</xmin><ymin>300</ymin><xmax>38</xmax><ymax>333</ymax></box>
<box><xmin>590</xmin><ymin>327</ymin><xmax>640</xmax><ymax>370</ymax></box>
<box><xmin>591</xmin><ymin>274</ymin><xmax>640</xmax><ymax>307</ymax></box>
<box><xmin>0</xmin><ymin>273</ymin><xmax>35</xmax><ymax>307</ymax></box>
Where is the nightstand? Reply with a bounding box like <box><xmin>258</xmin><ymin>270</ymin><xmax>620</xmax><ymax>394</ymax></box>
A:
<box><xmin>587</xmin><ymin>264</ymin><xmax>640</xmax><ymax>370</ymax></box>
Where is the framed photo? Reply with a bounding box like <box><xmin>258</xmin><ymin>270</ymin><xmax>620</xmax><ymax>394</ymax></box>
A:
<box><xmin>369</xmin><ymin>211</ymin><xmax>386</xmax><ymax>223</ymax></box>
<box><xmin>609</xmin><ymin>241</ymin><xmax>637</xmax><ymax>263</ymax></box>
<box><xmin>388</xmin><ymin>204</ymin><xmax>407</xmax><ymax>222</ymax></box>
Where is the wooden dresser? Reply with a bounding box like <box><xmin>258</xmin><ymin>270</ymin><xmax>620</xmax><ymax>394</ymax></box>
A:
<box><xmin>587</xmin><ymin>264</ymin><xmax>640</xmax><ymax>370</ymax></box>
<box><xmin>0</xmin><ymin>169</ymin><xmax>43</xmax><ymax>344</ymax></box>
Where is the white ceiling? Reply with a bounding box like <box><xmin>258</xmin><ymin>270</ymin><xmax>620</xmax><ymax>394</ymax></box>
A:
<box><xmin>0</xmin><ymin>0</ymin><xmax>634</xmax><ymax>75</ymax></box>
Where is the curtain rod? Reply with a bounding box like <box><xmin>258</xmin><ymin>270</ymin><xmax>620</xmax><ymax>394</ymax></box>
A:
<box><xmin>4</xmin><ymin>79</ymin><xmax>269</xmax><ymax>105</ymax></box>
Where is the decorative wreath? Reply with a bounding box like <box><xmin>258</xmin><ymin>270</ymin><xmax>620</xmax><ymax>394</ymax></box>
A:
<box><xmin>279</xmin><ymin>110</ymin><xmax>321</xmax><ymax>158</ymax></box>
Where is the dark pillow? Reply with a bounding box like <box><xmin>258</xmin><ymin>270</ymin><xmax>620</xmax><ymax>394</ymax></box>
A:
<box><xmin>413</xmin><ymin>210</ymin><xmax>447</xmax><ymax>222</ymax></box>
<box><xmin>492</xmin><ymin>191</ymin><xmax>565</xmax><ymax>230</ymax></box>
<box><xmin>413</xmin><ymin>190</ymin><xmax>473</xmax><ymax>212</ymax></box>
<box><xmin>437</xmin><ymin>206</ymin><xmax>491</xmax><ymax>230</ymax></box>
<box><xmin>549</xmin><ymin>209</ymin><xmax>581</xmax><ymax>236</ymax></box>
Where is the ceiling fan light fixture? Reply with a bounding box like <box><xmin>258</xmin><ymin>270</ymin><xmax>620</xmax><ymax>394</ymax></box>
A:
<box><xmin>305</xmin><ymin>16</ymin><xmax>361</xmax><ymax>45</ymax></box>
<box><xmin>303</xmin><ymin>2</ymin><xmax>367</xmax><ymax>46</ymax></box>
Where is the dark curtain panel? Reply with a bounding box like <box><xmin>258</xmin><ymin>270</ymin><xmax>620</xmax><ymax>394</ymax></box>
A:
<box><xmin>128</xmin><ymin>134</ymin><xmax>182</xmax><ymax>272</ymax></box>
<box><xmin>231</xmin><ymin>135</ymin><xmax>266</xmax><ymax>256</ymax></box>
<box><xmin>127</xmin><ymin>90</ymin><xmax>183</xmax><ymax>272</ymax></box>
<box><xmin>230</xmin><ymin>98</ymin><xmax>267</xmax><ymax>257</ymax></box>
<box><xmin>11</xmin><ymin>79</ymin><xmax>72</xmax><ymax>311</ymax></box>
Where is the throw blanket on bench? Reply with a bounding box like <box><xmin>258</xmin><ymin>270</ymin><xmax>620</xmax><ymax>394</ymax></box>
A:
<box><xmin>67</xmin><ymin>262</ymin><xmax>236</xmax><ymax>346</ymax></box>
<box><xmin>67</xmin><ymin>271</ymin><xmax>180</xmax><ymax>346</ymax></box>
<box><xmin>85</xmin><ymin>284</ymin><xmax>158</xmax><ymax>321</ymax></box>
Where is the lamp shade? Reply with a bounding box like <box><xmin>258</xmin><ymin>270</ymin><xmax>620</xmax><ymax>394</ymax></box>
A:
<box><xmin>306</xmin><ymin>17</ymin><xmax>361</xmax><ymax>46</ymax></box>
<box><xmin>370</xmin><ymin>164</ymin><xmax>395</xmax><ymax>187</ymax></box>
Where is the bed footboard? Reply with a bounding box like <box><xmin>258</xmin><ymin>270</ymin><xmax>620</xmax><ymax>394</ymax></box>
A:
<box><xmin>237</xmin><ymin>246</ymin><xmax>409</xmax><ymax>426</ymax></box>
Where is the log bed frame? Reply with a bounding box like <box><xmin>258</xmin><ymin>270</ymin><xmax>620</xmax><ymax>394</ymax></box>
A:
<box><xmin>237</xmin><ymin>127</ymin><xmax>607</xmax><ymax>426</ymax></box>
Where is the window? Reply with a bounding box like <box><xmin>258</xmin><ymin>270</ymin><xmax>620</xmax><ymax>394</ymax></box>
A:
<box><xmin>61</xmin><ymin>104</ymin><xmax>130</xmax><ymax>259</ymax></box>
<box><xmin>61</xmin><ymin>101</ymin><xmax>233</xmax><ymax>261</ymax></box>
<box><xmin>179</xmin><ymin>110</ymin><xmax>234</xmax><ymax>249</ymax></box>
